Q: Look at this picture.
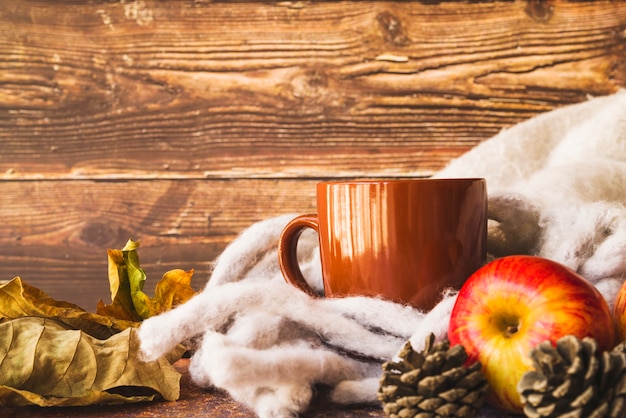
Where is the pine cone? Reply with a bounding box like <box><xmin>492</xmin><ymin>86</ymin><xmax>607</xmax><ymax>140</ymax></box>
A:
<box><xmin>378</xmin><ymin>333</ymin><xmax>488</xmax><ymax>418</ymax></box>
<box><xmin>517</xmin><ymin>335</ymin><xmax>626</xmax><ymax>418</ymax></box>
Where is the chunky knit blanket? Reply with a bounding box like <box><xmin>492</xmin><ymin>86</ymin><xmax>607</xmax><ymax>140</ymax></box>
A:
<box><xmin>139</xmin><ymin>90</ymin><xmax>626</xmax><ymax>418</ymax></box>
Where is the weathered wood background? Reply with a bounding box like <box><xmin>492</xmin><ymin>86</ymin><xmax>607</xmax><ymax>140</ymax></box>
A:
<box><xmin>1</xmin><ymin>0</ymin><xmax>625</xmax><ymax>310</ymax></box>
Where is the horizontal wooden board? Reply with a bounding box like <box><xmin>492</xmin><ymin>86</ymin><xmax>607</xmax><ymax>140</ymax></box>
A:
<box><xmin>0</xmin><ymin>179</ymin><xmax>318</xmax><ymax>309</ymax></box>
<box><xmin>1</xmin><ymin>0</ymin><xmax>626</xmax><ymax>310</ymax></box>
<box><xmin>1</xmin><ymin>0</ymin><xmax>625</xmax><ymax>179</ymax></box>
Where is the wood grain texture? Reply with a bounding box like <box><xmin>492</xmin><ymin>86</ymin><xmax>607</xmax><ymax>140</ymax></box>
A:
<box><xmin>0</xmin><ymin>179</ymin><xmax>317</xmax><ymax>308</ymax></box>
<box><xmin>1</xmin><ymin>0</ymin><xmax>625</xmax><ymax>180</ymax></box>
<box><xmin>1</xmin><ymin>0</ymin><xmax>626</xmax><ymax>308</ymax></box>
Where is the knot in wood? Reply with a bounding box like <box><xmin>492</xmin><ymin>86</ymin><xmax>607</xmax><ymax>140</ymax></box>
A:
<box><xmin>525</xmin><ymin>0</ymin><xmax>554</xmax><ymax>24</ymax></box>
<box><xmin>291</xmin><ymin>69</ymin><xmax>328</xmax><ymax>98</ymax></box>
<box><xmin>79</xmin><ymin>220</ymin><xmax>125</xmax><ymax>248</ymax></box>
<box><xmin>376</xmin><ymin>11</ymin><xmax>409</xmax><ymax>46</ymax></box>
<box><xmin>302</xmin><ymin>69</ymin><xmax>328</xmax><ymax>89</ymax></box>
<box><xmin>290</xmin><ymin>69</ymin><xmax>340</xmax><ymax>111</ymax></box>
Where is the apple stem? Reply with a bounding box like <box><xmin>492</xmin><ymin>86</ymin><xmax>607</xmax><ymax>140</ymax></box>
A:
<box><xmin>505</xmin><ymin>324</ymin><xmax>519</xmax><ymax>338</ymax></box>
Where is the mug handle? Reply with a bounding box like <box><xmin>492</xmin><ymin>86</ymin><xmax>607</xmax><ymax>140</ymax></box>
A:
<box><xmin>278</xmin><ymin>214</ymin><xmax>320</xmax><ymax>297</ymax></box>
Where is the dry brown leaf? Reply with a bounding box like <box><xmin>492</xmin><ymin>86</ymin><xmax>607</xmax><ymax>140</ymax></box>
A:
<box><xmin>0</xmin><ymin>317</ymin><xmax>184</xmax><ymax>407</ymax></box>
<box><xmin>0</xmin><ymin>277</ymin><xmax>136</xmax><ymax>338</ymax></box>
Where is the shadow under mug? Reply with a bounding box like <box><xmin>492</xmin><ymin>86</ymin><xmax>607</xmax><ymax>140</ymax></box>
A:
<box><xmin>278</xmin><ymin>178</ymin><xmax>487</xmax><ymax>311</ymax></box>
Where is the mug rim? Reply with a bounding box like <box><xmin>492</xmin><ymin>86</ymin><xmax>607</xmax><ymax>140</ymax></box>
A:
<box><xmin>317</xmin><ymin>177</ymin><xmax>485</xmax><ymax>186</ymax></box>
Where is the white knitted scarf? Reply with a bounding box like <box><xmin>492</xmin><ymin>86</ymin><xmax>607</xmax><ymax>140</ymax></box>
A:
<box><xmin>139</xmin><ymin>90</ymin><xmax>626</xmax><ymax>418</ymax></box>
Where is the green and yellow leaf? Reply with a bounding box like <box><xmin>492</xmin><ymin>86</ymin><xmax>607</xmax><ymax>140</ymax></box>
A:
<box><xmin>97</xmin><ymin>239</ymin><xmax>196</xmax><ymax>321</ymax></box>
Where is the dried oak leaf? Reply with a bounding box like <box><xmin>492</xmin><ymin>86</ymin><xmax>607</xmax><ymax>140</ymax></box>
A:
<box><xmin>97</xmin><ymin>239</ymin><xmax>196</xmax><ymax>321</ymax></box>
<box><xmin>0</xmin><ymin>277</ymin><xmax>135</xmax><ymax>339</ymax></box>
<box><xmin>0</xmin><ymin>317</ymin><xmax>184</xmax><ymax>407</ymax></box>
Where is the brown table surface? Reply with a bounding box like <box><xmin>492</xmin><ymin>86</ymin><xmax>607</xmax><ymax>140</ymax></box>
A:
<box><xmin>1</xmin><ymin>359</ymin><xmax>515</xmax><ymax>417</ymax></box>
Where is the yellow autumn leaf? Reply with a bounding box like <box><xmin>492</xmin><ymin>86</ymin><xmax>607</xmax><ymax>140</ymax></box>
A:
<box><xmin>0</xmin><ymin>241</ymin><xmax>194</xmax><ymax>408</ymax></box>
<box><xmin>96</xmin><ymin>247</ymin><xmax>143</xmax><ymax>323</ymax></box>
<box><xmin>134</xmin><ymin>268</ymin><xmax>196</xmax><ymax>319</ymax></box>
<box><xmin>0</xmin><ymin>317</ymin><xmax>184</xmax><ymax>407</ymax></box>
<box><xmin>98</xmin><ymin>239</ymin><xmax>196</xmax><ymax>320</ymax></box>
<box><xmin>0</xmin><ymin>277</ymin><xmax>136</xmax><ymax>339</ymax></box>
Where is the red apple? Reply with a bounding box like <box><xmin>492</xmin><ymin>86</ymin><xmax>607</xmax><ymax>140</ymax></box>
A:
<box><xmin>448</xmin><ymin>255</ymin><xmax>616</xmax><ymax>413</ymax></box>
<box><xmin>613</xmin><ymin>279</ymin><xmax>626</xmax><ymax>342</ymax></box>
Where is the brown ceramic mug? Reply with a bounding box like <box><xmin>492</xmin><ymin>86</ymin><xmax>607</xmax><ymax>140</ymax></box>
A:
<box><xmin>278</xmin><ymin>178</ymin><xmax>487</xmax><ymax>311</ymax></box>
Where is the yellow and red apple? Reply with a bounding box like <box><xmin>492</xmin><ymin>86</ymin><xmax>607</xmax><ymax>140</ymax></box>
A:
<box><xmin>448</xmin><ymin>255</ymin><xmax>616</xmax><ymax>413</ymax></box>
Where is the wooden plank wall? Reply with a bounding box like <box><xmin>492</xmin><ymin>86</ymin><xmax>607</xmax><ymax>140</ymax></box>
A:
<box><xmin>1</xmin><ymin>0</ymin><xmax>625</xmax><ymax>310</ymax></box>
